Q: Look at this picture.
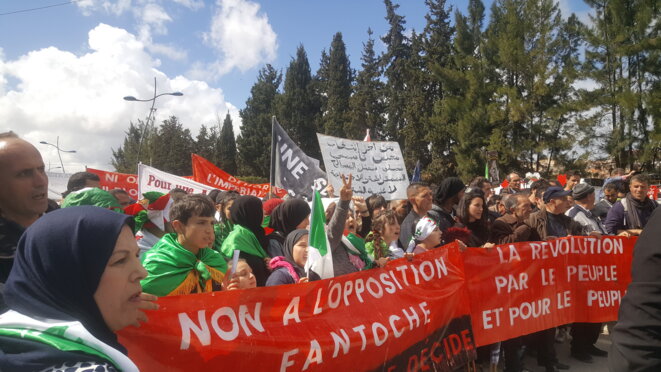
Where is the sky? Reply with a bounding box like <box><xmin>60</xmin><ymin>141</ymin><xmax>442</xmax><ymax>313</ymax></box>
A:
<box><xmin>0</xmin><ymin>0</ymin><xmax>593</xmax><ymax>173</ymax></box>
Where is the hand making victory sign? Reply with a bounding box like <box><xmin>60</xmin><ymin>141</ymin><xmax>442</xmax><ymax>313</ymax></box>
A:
<box><xmin>339</xmin><ymin>174</ymin><xmax>353</xmax><ymax>201</ymax></box>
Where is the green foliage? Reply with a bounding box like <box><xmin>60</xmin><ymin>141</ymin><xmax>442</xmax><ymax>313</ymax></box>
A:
<box><xmin>323</xmin><ymin>32</ymin><xmax>353</xmax><ymax>138</ymax></box>
<box><xmin>218</xmin><ymin>112</ymin><xmax>238</xmax><ymax>175</ymax></box>
<box><xmin>348</xmin><ymin>28</ymin><xmax>385</xmax><ymax>140</ymax></box>
<box><xmin>237</xmin><ymin>64</ymin><xmax>282</xmax><ymax>178</ymax></box>
<box><xmin>278</xmin><ymin>45</ymin><xmax>322</xmax><ymax>159</ymax></box>
<box><xmin>113</xmin><ymin>0</ymin><xmax>660</xmax><ymax>180</ymax></box>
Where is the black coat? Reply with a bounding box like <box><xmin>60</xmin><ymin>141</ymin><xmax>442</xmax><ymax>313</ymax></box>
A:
<box><xmin>610</xmin><ymin>208</ymin><xmax>661</xmax><ymax>371</ymax></box>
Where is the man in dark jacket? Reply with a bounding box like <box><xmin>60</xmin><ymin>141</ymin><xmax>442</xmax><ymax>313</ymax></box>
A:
<box><xmin>526</xmin><ymin>186</ymin><xmax>583</xmax><ymax>372</ymax></box>
<box><xmin>604</xmin><ymin>174</ymin><xmax>658</xmax><ymax>236</ymax></box>
<box><xmin>0</xmin><ymin>132</ymin><xmax>49</xmax><ymax>308</ymax></box>
<box><xmin>610</xmin><ymin>208</ymin><xmax>661</xmax><ymax>371</ymax></box>
<box><xmin>427</xmin><ymin>177</ymin><xmax>465</xmax><ymax>234</ymax></box>
<box><xmin>492</xmin><ymin>194</ymin><xmax>532</xmax><ymax>244</ymax></box>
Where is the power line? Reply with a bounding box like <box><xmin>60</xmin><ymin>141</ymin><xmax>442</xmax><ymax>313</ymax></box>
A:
<box><xmin>0</xmin><ymin>1</ymin><xmax>82</xmax><ymax>16</ymax></box>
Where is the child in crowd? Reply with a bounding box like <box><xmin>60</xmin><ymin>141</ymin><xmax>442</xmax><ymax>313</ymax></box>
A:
<box><xmin>224</xmin><ymin>259</ymin><xmax>257</xmax><ymax>290</ymax></box>
<box><xmin>213</xmin><ymin>190</ymin><xmax>240</xmax><ymax>250</ymax></box>
<box><xmin>266</xmin><ymin>229</ymin><xmax>319</xmax><ymax>286</ymax></box>
<box><xmin>141</xmin><ymin>194</ymin><xmax>227</xmax><ymax>297</ymax></box>
<box><xmin>407</xmin><ymin>217</ymin><xmax>443</xmax><ymax>254</ymax></box>
<box><xmin>365</xmin><ymin>209</ymin><xmax>403</xmax><ymax>261</ymax></box>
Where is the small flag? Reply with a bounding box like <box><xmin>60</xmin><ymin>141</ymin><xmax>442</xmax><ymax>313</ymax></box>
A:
<box><xmin>411</xmin><ymin>160</ymin><xmax>421</xmax><ymax>182</ymax></box>
<box><xmin>305</xmin><ymin>190</ymin><xmax>334</xmax><ymax>279</ymax></box>
<box><xmin>485</xmin><ymin>163</ymin><xmax>489</xmax><ymax>179</ymax></box>
<box><xmin>363</xmin><ymin>129</ymin><xmax>371</xmax><ymax>142</ymax></box>
<box><xmin>557</xmin><ymin>174</ymin><xmax>567</xmax><ymax>187</ymax></box>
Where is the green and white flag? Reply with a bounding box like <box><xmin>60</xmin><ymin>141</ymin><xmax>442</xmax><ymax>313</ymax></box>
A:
<box><xmin>305</xmin><ymin>190</ymin><xmax>334</xmax><ymax>279</ymax></box>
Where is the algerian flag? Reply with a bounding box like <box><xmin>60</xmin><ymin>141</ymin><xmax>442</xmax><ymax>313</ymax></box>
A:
<box><xmin>305</xmin><ymin>190</ymin><xmax>334</xmax><ymax>279</ymax></box>
<box><xmin>485</xmin><ymin>162</ymin><xmax>489</xmax><ymax>179</ymax></box>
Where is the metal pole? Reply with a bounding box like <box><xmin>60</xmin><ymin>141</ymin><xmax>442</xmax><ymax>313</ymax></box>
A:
<box><xmin>56</xmin><ymin>136</ymin><xmax>65</xmax><ymax>173</ymax></box>
<box><xmin>137</xmin><ymin>77</ymin><xmax>158</xmax><ymax>165</ymax></box>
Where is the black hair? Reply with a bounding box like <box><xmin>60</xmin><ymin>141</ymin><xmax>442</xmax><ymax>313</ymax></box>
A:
<box><xmin>169</xmin><ymin>194</ymin><xmax>215</xmax><ymax>224</ymax></box>
<box><xmin>63</xmin><ymin>172</ymin><xmax>100</xmax><ymax>198</ymax></box>
<box><xmin>366</xmin><ymin>194</ymin><xmax>387</xmax><ymax>216</ymax></box>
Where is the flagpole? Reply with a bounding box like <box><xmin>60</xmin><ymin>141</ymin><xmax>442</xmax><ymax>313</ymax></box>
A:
<box><xmin>269</xmin><ymin>116</ymin><xmax>276</xmax><ymax>199</ymax></box>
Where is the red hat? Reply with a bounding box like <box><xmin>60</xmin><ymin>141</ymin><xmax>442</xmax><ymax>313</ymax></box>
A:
<box><xmin>263</xmin><ymin>198</ymin><xmax>284</xmax><ymax>216</ymax></box>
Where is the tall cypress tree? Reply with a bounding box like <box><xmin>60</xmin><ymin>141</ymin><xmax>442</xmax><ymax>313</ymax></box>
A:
<box><xmin>323</xmin><ymin>32</ymin><xmax>353</xmax><ymax>138</ymax></box>
<box><xmin>151</xmin><ymin>116</ymin><xmax>194</xmax><ymax>176</ymax></box>
<box><xmin>237</xmin><ymin>64</ymin><xmax>282</xmax><ymax>178</ymax></box>
<box><xmin>348</xmin><ymin>28</ymin><xmax>385</xmax><ymax>140</ymax></box>
<box><xmin>112</xmin><ymin>120</ymin><xmax>147</xmax><ymax>173</ymax></box>
<box><xmin>195</xmin><ymin>124</ymin><xmax>216</xmax><ymax>164</ymax></box>
<box><xmin>218</xmin><ymin>112</ymin><xmax>238</xmax><ymax>175</ymax></box>
<box><xmin>381</xmin><ymin>0</ymin><xmax>410</xmax><ymax>144</ymax></box>
<box><xmin>278</xmin><ymin>45</ymin><xmax>322</xmax><ymax>159</ymax></box>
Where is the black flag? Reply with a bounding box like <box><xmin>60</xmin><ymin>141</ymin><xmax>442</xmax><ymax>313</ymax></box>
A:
<box><xmin>270</xmin><ymin>117</ymin><xmax>327</xmax><ymax>199</ymax></box>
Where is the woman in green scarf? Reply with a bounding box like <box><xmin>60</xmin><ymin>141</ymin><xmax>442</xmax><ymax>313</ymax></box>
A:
<box><xmin>221</xmin><ymin>196</ymin><xmax>271</xmax><ymax>286</ymax></box>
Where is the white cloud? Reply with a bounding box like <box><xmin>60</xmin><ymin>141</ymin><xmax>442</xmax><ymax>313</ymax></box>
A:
<box><xmin>75</xmin><ymin>1</ymin><xmax>194</xmax><ymax>61</ymax></box>
<box><xmin>0</xmin><ymin>24</ymin><xmax>239</xmax><ymax>172</ymax></box>
<box><xmin>194</xmin><ymin>0</ymin><xmax>278</xmax><ymax>79</ymax></box>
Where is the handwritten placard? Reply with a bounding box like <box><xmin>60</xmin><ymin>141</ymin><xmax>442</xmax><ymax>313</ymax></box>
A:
<box><xmin>317</xmin><ymin>134</ymin><xmax>409</xmax><ymax>199</ymax></box>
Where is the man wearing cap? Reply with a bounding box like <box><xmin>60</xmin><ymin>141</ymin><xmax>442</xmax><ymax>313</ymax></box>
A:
<box><xmin>526</xmin><ymin>186</ymin><xmax>584</xmax><ymax>372</ymax></box>
<box><xmin>528</xmin><ymin>186</ymin><xmax>585</xmax><ymax>241</ymax></box>
<box><xmin>566</xmin><ymin>183</ymin><xmax>607</xmax><ymax>235</ymax></box>
<box><xmin>565</xmin><ymin>183</ymin><xmax>608</xmax><ymax>363</ymax></box>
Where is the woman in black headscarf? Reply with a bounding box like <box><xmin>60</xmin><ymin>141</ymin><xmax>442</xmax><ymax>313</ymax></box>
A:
<box><xmin>267</xmin><ymin>199</ymin><xmax>311</xmax><ymax>257</ymax></box>
<box><xmin>429</xmin><ymin>177</ymin><xmax>466</xmax><ymax>232</ymax></box>
<box><xmin>266</xmin><ymin>229</ymin><xmax>320</xmax><ymax>286</ymax></box>
<box><xmin>221</xmin><ymin>196</ymin><xmax>271</xmax><ymax>286</ymax></box>
<box><xmin>0</xmin><ymin>206</ymin><xmax>157</xmax><ymax>372</ymax></box>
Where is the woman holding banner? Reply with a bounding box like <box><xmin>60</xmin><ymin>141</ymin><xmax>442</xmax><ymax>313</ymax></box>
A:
<box><xmin>0</xmin><ymin>206</ymin><xmax>157</xmax><ymax>372</ymax></box>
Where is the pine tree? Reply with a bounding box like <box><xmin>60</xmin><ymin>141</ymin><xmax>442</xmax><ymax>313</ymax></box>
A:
<box><xmin>278</xmin><ymin>45</ymin><xmax>322</xmax><ymax>159</ymax></box>
<box><xmin>151</xmin><ymin>116</ymin><xmax>194</xmax><ymax>176</ymax></box>
<box><xmin>112</xmin><ymin>121</ymin><xmax>146</xmax><ymax>173</ymax></box>
<box><xmin>401</xmin><ymin>32</ymin><xmax>432</xmax><ymax>174</ymax></box>
<box><xmin>348</xmin><ymin>28</ymin><xmax>386</xmax><ymax>140</ymax></box>
<box><xmin>195</xmin><ymin>124</ymin><xmax>216</xmax><ymax>164</ymax></box>
<box><xmin>381</xmin><ymin>0</ymin><xmax>410</xmax><ymax>144</ymax></box>
<box><xmin>583</xmin><ymin>0</ymin><xmax>659</xmax><ymax>170</ymax></box>
<box><xmin>237</xmin><ymin>64</ymin><xmax>282</xmax><ymax>178</ymax></box>
<box><xmin>218</xmin><ymin>112</ymin><xmax>238</xmax><ymax>175</ymax></box>
<box><xmin>323</xmin><ymin>32</ymin><xmax>353</xmax><ymax>138</ymax></box>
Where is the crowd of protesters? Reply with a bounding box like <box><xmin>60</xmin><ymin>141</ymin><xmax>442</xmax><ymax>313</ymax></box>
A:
<box><xmin>0</xmin><ymin>130</ymin><xmax>659</xmax><ymax>371</ymax></box>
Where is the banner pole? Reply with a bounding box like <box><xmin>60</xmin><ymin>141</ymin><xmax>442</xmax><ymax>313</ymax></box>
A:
<box><xmin>269</xmin><ymin>116</ymin><xmax>276</xmax><ymax>199</ymax></box>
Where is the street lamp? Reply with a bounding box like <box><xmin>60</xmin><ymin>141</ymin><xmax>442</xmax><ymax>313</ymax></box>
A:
<box><xmin>39</xmin><ymin>136</ymin><xmax>76</xmax><ymax>173</ymax></box>
<box><xmin>123</xmin><ymin>77</ymin><xmax>183</xmax><ymax>165</ymax></box>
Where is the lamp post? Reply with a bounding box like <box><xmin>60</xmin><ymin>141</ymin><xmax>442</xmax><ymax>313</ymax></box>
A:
<box><xmin>39</xmin><ymin>136</ymin><xmax>76</xmax><ymax>173</ymax></box>
<box><xmin>123</xmin><ymin>77</ymin><xmax>183</xmax><ymax>165</ymax></box>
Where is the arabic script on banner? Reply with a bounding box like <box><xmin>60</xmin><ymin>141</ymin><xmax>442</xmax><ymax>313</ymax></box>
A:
<box><xmin>317</xmin><ymin>134</ymin><xmax>409</xmax><ymax>199</ymax></box>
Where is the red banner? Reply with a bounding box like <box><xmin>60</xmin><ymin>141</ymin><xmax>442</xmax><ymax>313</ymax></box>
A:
<box><xmin>463</xmin><ymin>236</ymin><xmax>635</xmax><ymax>346</ymax></box>
<box><xmin>86</xmin><ymin>168</ymin><xmax>138</xmax><ymax>199</ymax></box>
<box><xmin>191</xmin><ymin>154</ymin><xmax>287</xmax><ymax>198</ymax></box>
<box><xmin>119</xmin><ymin>244</ymin><xmax>476</xmax><ymax>371</ymax></box>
